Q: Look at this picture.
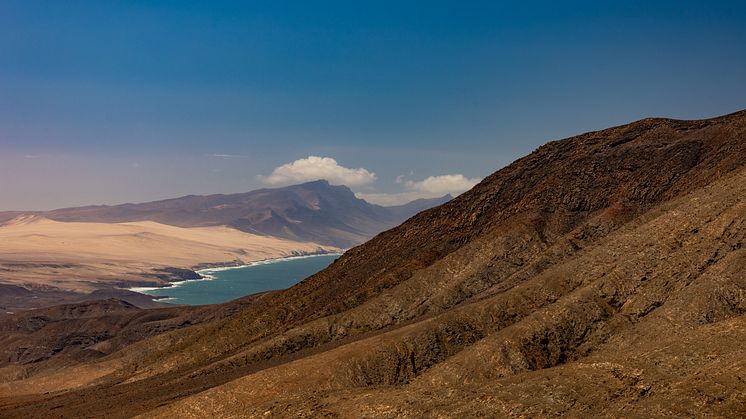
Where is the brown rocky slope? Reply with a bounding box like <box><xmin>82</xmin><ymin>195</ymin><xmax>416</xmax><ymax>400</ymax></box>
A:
<box><xmin>0</xmin><ymin>109</ymin><xmax>744</xmax><ymax>417</ymax></box>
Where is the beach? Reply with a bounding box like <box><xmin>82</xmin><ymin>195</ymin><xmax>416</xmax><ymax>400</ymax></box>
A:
<box><xmin>0</xmin><ymin>215</ymin><xmax>339</xmax><ymax>308</ymax></box>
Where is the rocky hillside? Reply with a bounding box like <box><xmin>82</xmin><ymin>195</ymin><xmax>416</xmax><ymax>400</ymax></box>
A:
<box><xmin>0</xmin><ymin>110</ymin><xmax>744</xmax><ymax>417</ymax></box>
<box><xmin>0</xmin><ymin>181</ymin><xmax>451</xmax><ymax>248</ymax></box>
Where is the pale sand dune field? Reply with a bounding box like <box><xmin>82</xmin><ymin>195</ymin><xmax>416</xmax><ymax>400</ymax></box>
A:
<box><xmin>0</xmin><ymin>215</ymin><xmax>339</xmax><ymax>292</ymax></box>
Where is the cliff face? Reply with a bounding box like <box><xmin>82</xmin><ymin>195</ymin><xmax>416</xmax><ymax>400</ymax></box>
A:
<box><xmin>1</xmin><ymin>110</ymin><xmax>745</xmax><ymax>417</ymax></box>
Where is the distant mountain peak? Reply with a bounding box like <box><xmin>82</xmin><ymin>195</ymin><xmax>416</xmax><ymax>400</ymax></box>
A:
<box><xmin>300</xmin><ymin>179</ymin><xmax>331</xmax><ymax>186</ymax></box>
<box><xmin>0</xmin><ymin>180</ymin><xmax>448</xmax><ymax>248</ymax></box>
<box><xmin>297</xmin><ymin>179</ymin><xmax>348</xmax><ymax>193</ymax></box>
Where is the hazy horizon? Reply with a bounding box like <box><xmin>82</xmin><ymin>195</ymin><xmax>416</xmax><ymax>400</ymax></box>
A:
<box><xmin>2</xmin><ymin>1</ymin><xmax>745</xmax><ymax>210</ymax></box>
<box><xmin>0</xmin><ymin>177</ymin><xmax>457</xmax><ymax>212</ymax></box>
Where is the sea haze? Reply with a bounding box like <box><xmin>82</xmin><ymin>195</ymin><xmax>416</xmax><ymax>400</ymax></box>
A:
<box><xmin>134</xmin><ymin>254</ymin><xmax>340</xmax><ymax>305</ymax></box>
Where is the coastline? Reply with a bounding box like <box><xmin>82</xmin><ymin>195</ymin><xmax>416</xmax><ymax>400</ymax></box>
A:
<box><xmin>128</xmin><ymin>250</ymin><xmax>344</xmax><ymax>295</ymax></box>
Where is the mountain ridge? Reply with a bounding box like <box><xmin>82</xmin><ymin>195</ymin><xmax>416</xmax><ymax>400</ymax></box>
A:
<box><xmin>1</xmin><ymin>109</ymin><xmax>744</xmax><ymax>417</ymax></box>
<box><xmin>0</xmin><ymin>180</ymin><xmax>451</xmax><ymax>248</ymax></box>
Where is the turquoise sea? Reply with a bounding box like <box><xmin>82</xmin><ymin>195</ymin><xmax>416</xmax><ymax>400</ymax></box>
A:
<box><xmin>132</xmin><ymin>254</ymin><xmax>339</xmax><ymax>305</ymax></box>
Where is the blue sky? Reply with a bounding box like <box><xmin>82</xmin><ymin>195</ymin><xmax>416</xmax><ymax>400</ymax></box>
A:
<box><xmin>1</xmin><ymin>1</ymin><xmax>745</xmax><ymax>209</ymax></box>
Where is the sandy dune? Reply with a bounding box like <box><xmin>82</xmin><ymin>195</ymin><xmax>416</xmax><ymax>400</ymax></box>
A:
<box><xmin>0</xmin><ymin>215</ymin><xmax>338</xmax><ymax>292</ymax></box>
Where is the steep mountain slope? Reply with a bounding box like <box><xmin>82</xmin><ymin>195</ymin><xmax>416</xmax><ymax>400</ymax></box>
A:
<box><xmin>0</xmin><ymin>110</ymin><xmax>744</xmax><ymax>417</ymax></box>
<box><xmin>0</xmin><ymin>181</ymin><xmax>451</xmax><ymax>248</ymax></box>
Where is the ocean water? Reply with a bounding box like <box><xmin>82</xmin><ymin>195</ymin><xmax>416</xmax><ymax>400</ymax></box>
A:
<box><xmin>132</xmin><ymin>254</ymin><xmax>340</xmax><ymax>305</ymax></box>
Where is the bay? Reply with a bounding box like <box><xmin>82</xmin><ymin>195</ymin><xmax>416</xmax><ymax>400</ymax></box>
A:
<box><xmin>134</xmin><ymin>254</ymin><xmax>339</xmax><ymax>305</ymax></box>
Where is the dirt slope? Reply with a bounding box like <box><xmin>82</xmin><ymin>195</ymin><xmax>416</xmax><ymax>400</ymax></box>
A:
<box><xmin>0</xmin><ymin>109</ymin><xmax>744</xmax><ymax>418</ymax></box>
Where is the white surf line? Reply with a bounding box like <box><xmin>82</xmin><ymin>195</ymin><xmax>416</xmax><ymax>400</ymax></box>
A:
<box><xmin>196</xmin><ymin>251</ymin><xmax>345</xmax><ymax>275</ymax></box>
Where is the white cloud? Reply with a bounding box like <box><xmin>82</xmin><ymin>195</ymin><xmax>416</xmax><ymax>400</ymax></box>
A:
<box><xmin>404</xmin><ymin>174</ymin><xmax>481</xmax><ymax>196</ymax></box>
<box><xmin>358</xmin><ymin>174</ymin><xmax>481</xmax><ymax>206</ymax></box>
<box><xmin>259</xmin><ymin>156</ymin><xmax>377</xmax><ymax>187</ymax></box>
<box><xmin>259</xmin><ymin>156</ymin><xmax>479</xmax><ymax>206</ymax></box>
